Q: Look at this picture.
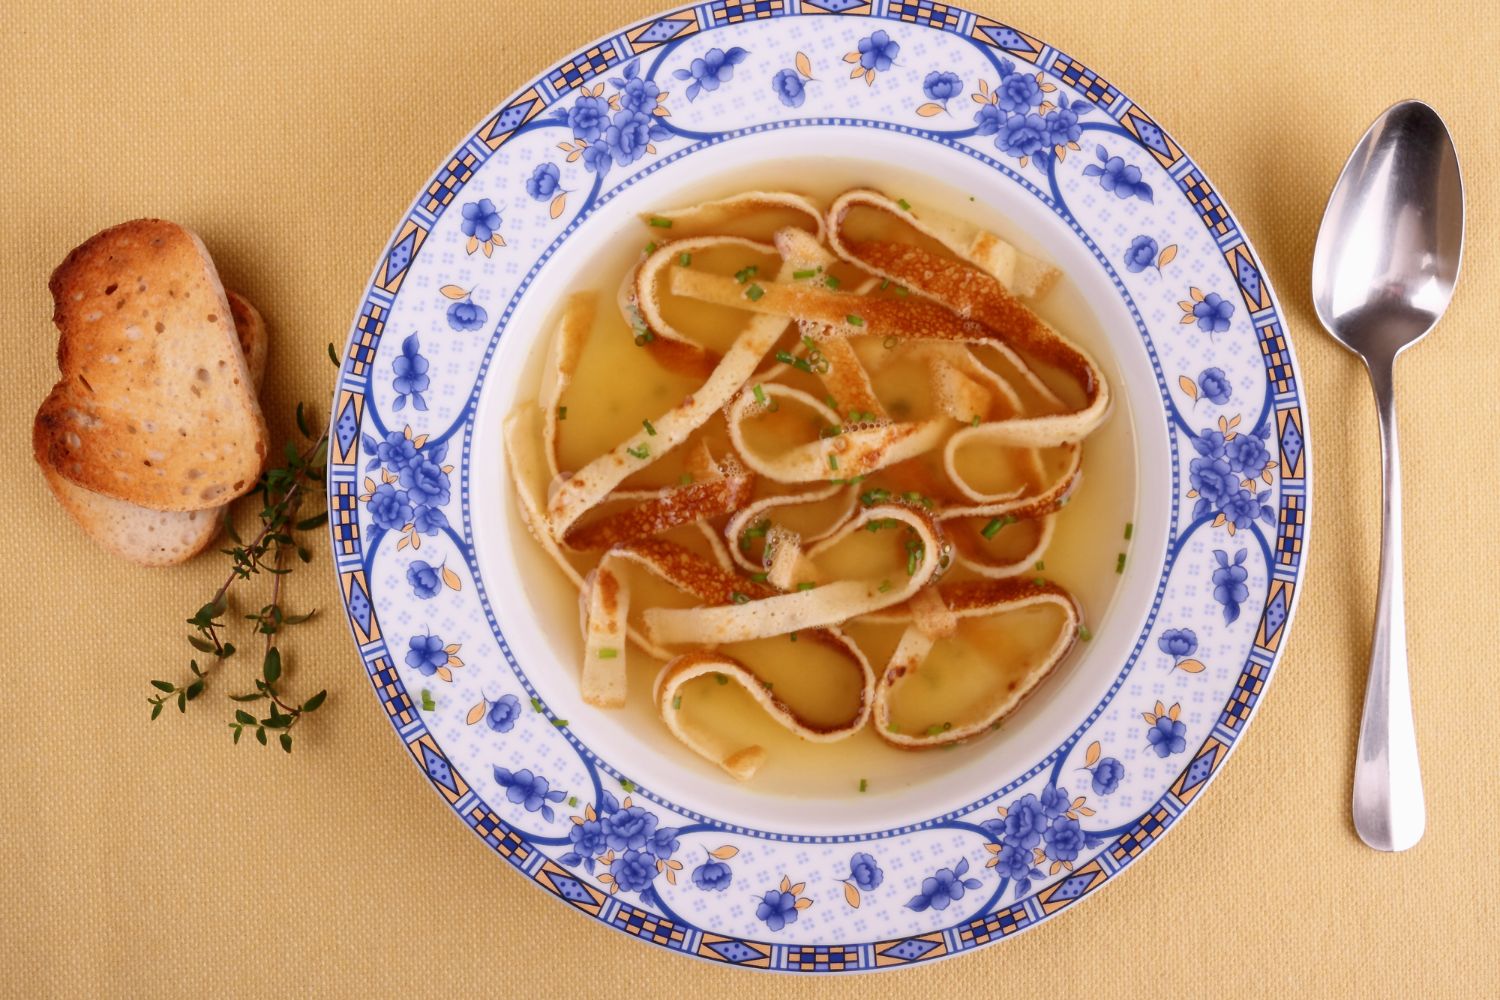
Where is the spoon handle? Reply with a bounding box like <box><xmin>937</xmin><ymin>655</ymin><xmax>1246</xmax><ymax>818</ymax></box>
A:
<box><xmin>1352</xmin><ymin>358</ymin><xmax>1425</xmax><ymax>851</ymax></box>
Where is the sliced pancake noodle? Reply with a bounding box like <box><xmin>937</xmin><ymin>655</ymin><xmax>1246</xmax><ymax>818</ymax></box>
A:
<box><xmin>653</xmin><ymin>626</ymin><xmax>874</xmax><ymax>780</ymax></box>
<box><xmin>870</xmin><ymin>579</ymin><xmax>1081</xmax><ymax>748</ymax></box>
<box><xmin>505</xmin><ymin>186</ymin><xmax>1113</xmax><ymax>778</ymax></box>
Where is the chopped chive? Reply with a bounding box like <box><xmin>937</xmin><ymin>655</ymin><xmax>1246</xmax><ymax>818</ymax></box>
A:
<box><xmin>730</xmin><ymin>591</ymin><xmax>750</xmax><ymax>605</ymax></box>
<box><xmin>793</xmin><ymin>268</ymin><xmax>817</xmax><ymax>279</ymax></box>
<box><xmin>644</xmin><ymin>241</ymin><xmax>657</xmax><ymax>254</ymax></box>
<box><xmin>846</xmin><ymin>314</ymin><xmax>865</xmax><ymax>327</ymax></box>
<box><xmin>859</xmin><ymin>778</ymin><xmax>868</xmax><ymax>793</ymax></box>
<box><xmin>897</xmin><ymin>198</ymin><xmax>912</xmax><ymax>211</ymax></box>
<box><xmin>567</xmin><ymin>795</ymin><xmax>578</xmax><ymax>807</ymax></box>
<box><xmin>750</xmin><ymin>572</ymin><xmax>769</xmax><ymax>583</ymax></box>
<box><xmin>981</xmin><ymin>518</ymin><xmax>1003</xmax><ymax>539</ymax></box>
<box><xmin>860</xmin><ymin>487</ymin><xmax>890</xmax><ymax>506</ymax></box>
<box><xmin>597</xmin><ymin>648</ymin><xmax>619</xmax><ymax>659</ymax></box>
<box><xmin>420</xmin><ymin>689</ymin><xmax>435</xmax><ymax>711</ymax></box>
<box><xmin>893</xmin><ymin>285</ymin><xmax>908</xmax><ymax>297</ymax></box>
<box><xmin>878</xmin><ymin>579</ymin><xmax>892</xmax><ymax>593</ymax></box>
<box><xmin>746</xmin><ymin>283</ymin><xmax>765</xmax><ymax>301</ymax></box>
<box><xmin>1078</xmin><ymin>624</ymin><xmax>1093</xmax><ymax>641</ymax></box>
<box><xmin>556</xmin><ymin>406</ymin><xmax>568</xmax><ymax>421</ymax></box>
<box><xmin>620</xmin><ymin>778</ymin><xmax>636</xmax><ymax>792</ymax></box>
<box><xmin>825</xmin><ymin>394</ymin><xmax>839</xmax><ymax>410</ymax></box>
<box><xmin>1124</xmin><ymin>522</ymin><xmax>1134</xmax><ymax>540</ymax></box>
<box><xmin>971</xmin><ymin>414</ymin><xmax>981</xmax><ymax>427</ymax></box>
<box><xmin>789</xmin><ymin>632</ymin><xmax>798</xmax><ymax>642</ymax></box>
<box><xmin>714</xmin><ymin>672</ymin><xmax>728</xmax><ymax>685</ymax></box>
<box><xmin>552</xmin><ymin>718</ymin><xmax>569</xmax><ymax>728</ymax></box>
<box><xmin>626</xmin><ymin>444</ymin><xmax>650</xmax><ymax>459</ymax></box>
<box><xmin>752</xmin><ymin>384</ymin><xmax>767</xmax><ymax>405</ymax></box>
<box><xmin>926</xmin><ymin>724</ymin><xmax>944</xmax><ymax>736</ymax></box>
<box><xmin>828</xmin><ymin>453</ymin><xmax>839</xmax><ymax>471</ymax></box>
<box><xmin>642</xmin><ymin>418</ymin><xmax>657</xmax><ymax>436</ymax></box>
<box><xmin>672</xmin><ymin>695</ymin><xmax>682</xmax><ymax>710</ymax></box>
<box><xmin>648</xmin><ymin>216</ymin><xmax>673</xmax><ymax>228</ymax></box>
<box><xmin>735</xmin><ymin>264</ymin><xmax>758</xmax><ymax>283</ymax></box>
<box><xmin>796</xmin><ymin>582</ymin><xmax>816</xmax><ymax>591</ymax></box>
<box><xmin>679</xmin><ymin>473</ymin><xmax>693</xmax><ymax>485</ymax></box>
<box><xmin>820</xmin><ymin>424</ymin><xmax>843</xmax><ymax>438</ymax></box>
<box><xmin>879</xmin><ymin>279</ymin><xmax>890</xmax><ymax>291</ymax></box>
<box><xmin>1116</xmin><ymin>552</ymin><xmax>1126</xmax><ymax>573</ymax></box>
<box><xmin>677</xmin><ymin>252</ymin><xmax>692</xmax><ymax>267</ymax></box>
<box><xmin>745</xmin><ymin>519</ymin><xmax>770</xmax><ymax>538</ymax></box>
<box><xmin>634</xmin><ymin>331</ymin><xmax>656</xmax><ymax>346</ymax></box>
<box><xmin>824</xmin><ymin>274</ymin><xmax>841</xmax><ymax>289</ymax></box>
<box><xmin>882</xmin><ymin>335</ymin><xmax>899</xmax><ymax>349</ymax></box>
<box><xmin>1033</xmin><ymin>576</ymin><xmax>1046</xmax><ymax>586</ymax></box>
<box><xmin>1034</xmin><ymin>560</ymin><xmax>1045</xmax><ymax>571</ymax></box>
<box><xmin>887</xmin><ymin>721</ymin><xmax>900</xmax><ymax>733</ymax></box>
<box><xmin>530</xmin><ymin>697</ymin><xmax>543</xmax><ymax>712</ymax></box>
<box><xmin>902</xmin><ymin>491</ymin><xmax>932</xmax><ymax>508</ymax></box>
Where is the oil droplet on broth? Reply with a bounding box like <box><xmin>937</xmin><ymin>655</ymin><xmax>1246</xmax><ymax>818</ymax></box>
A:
<box><xmin>514</xmin><ymin>159</ymin><xmax>1137</xmax><ymax>800</ymax></box>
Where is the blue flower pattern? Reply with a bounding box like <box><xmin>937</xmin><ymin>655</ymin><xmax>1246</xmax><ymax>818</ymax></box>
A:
<box><xmin>674</xmin><ymin>47</ymin><xmax>748</xmax><ymax>102</ymax></box>
<box><xmin>1083</xmin><ymin>144</ymin><xmax>1154</xmax><ymax>203</ymax></box>
<box><xmin>905</xmin><ymin>857</ymin><xmax>983</xmax><ymax>913</ymax></box>
<box><xmin>981</xmin><ymin>782</ymin><xmax>1103</xmax><ymax>897</ymax></box>
<box><xmin>963</xmin><ymin>59</ymin><xmax>1095</xmax><ymax>170</ymax></box>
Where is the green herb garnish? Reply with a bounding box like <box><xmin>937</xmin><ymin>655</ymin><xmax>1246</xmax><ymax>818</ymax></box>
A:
<box><xmin>1124</xmin><ymin>522</ymin><xmax>1134</xmax><ymax>540</ymax></box>
<box><xmin>150</xmin><ymin>381</ymin><xmax>332</xmax><ymax>753</ymax></box>
<box><xmin>597</xmin><ymin>647</ymin><xmax>619</xmax><ymax>659</ymax></box>
<box><xmin>648</xmin><ymin>216</ymin><xmax>673</xmax><ymax>228</ymax></box>
<box><xmin>626</xmin><ymin>444</ymin><xmax>650</xmax><ymax>459</ymax></box>
<box><xmin>1116</xmin><ymin>553</ymin><xmax>1126</xmax><ymax>573</ymax></box>
<box><xmin>859</xmin><ymin>778</ymin><xmax>868</xmax><ymax>793</ymax></box>
<box><xmin>642</xmin><ymin>418</ymin><xmax>656</xmax><ymax>436</ymax></box>
<box><xmin>420</xmin><ymin>689</ymin><xmax>435</xmax><ymax>712</ymax></box>
<box><xmin>796</xmin><ymin>582</ymin><xmax>816</xmax><ymax>591</ymax></box>
<box><xmin>897</xmin><ymin>198</ymin><xmax>912</xmax><ymax>211</ymax></box>
<box><xmin>1078</xmin><ymin>624</ymin><xmax>1093</xmax><ymax>641</ymax></box>
<box><xmin>672</xmin><ymin>695</ymin><xmax>682</xmax><ymax>710</ymax></box>
<box><xmin>735</xmin><ymin>264</ymin><xmax>758</xmax><ymax>283</ymax></box>
<box><xmin>846</xmin><ymin>314</ymin><xmax>865</xmax><ymax>327</ymax></box>
<box><xmin>730</xmin><ymin>591</ymin><xmax>750</xmax><ymax>605</ymax></box>
<box><xmin>677</xmin><ymin>252</ymin><xmax>692</xmax><ymax>267</ymax></box>
<box><xmin>746</xmin><ymin>283</ymin><xmax>765</xmax><ymax>301</ymax></box>
<box><xmin>793</xmin><ymin>268</ymin><xmax>817</xmax><ymax>279</ymax></box>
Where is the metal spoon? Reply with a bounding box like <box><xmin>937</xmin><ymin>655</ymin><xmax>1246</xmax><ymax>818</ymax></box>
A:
<box><xmin>1311</xmin><ymin>100</ymin><xmax>1464</xmax><ymax>852</ymax></box>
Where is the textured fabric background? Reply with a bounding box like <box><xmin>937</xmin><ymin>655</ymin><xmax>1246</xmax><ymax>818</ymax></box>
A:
<box><xmin>3</xmin><ymin>2</ymin><xmax>1497</xmax><ymax>996</ymax></box>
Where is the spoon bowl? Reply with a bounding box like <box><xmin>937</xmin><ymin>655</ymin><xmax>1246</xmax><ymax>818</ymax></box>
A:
<box><xmin>1312</xmin><ymin>100</ymin><xmax>1464</xmax><ymax>360</ymax></box>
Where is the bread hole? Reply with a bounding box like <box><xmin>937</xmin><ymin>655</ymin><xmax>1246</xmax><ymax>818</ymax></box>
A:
<box><xmin>255</xmin><ymin>441</ymin><xmax>266</xmax><ymax>456</ymax></box>
<box><xmin>195</xmin><ymin>367</ymin><xmax>211</xmax><ymax>383</ymax></box>
<box><xmin>151</xmin><ymin>237</ymin><xmax>163</xmax><ymax>247</ymax></box>
<box><xmin>71</xmin><ymin>291</ymin><xmax>85</xmax><ymax>302</ymax></box>
<box><xmin>190</xmin><ymin>384</ymin><xmax>202</xmax><ymax>397</ymax></box>
<box><xmin>206</xmin><ymin>314</ymin><xmax>218</xmax><ymax>323</ymax></box>
<box><xmin>124</xmin><ymin>326</ymin><xmax>142</xmax><ymax>341</ymax></box>
<box><xmin>77</xmin><ymin>374</ymin><xmax>94</xmax><ymax>392</ymax></box>
<box><xmin>178</xmin><ymin>427</ymin><xmax>188</xmax><ymax>437</ymax></box>
<box><xmin>143</xmin><ymin>421</ymin><xmax>156</xmax><ymax>433</ymax></box>
<box><xmin>154</xmin><ymin>321</ymin><xmax>165</xmax><ymax>334</ymax></box>
<box><xmin>186</xmin><ymin>468</ymin><xmax>202</xmax><ymax>480</ymax></box>
<box><xmin>143</xmin><ymin>459</ymin><xmax>151</xmax><ymax>467</ymax></box>
<box><xmin>233</xmin><ymin>480</ymin><xmax>245</xmax><ymax>490</ymax></box>
<box><xmin>200</xmin><ymin>483</ymin><xmax>227</xmax><ymax>501</ymax></box>
<box><xmin>84</xmin><ymin>310</ymin><xmax>102</xmax><ymax>322</ymax></box>
<box><xmin>115</xmin><ymin>297</ymin><xmax>126</xmax><ymax>310</ymax></box>
<box><xmin>104</xmin><ymin>283</ymin><xmax>117</xmax><ymax>295</ymax></box>
<box><xmin>63</xmin><ymin>432</ymin><xmax>82</xmax><ymax>450</ymax></box>
<box><xmin>126</xmin><ymin>423</ymin><xmax>137</xmax><ymax>434</ymax></box>
<box><xmin>138</xmin><ymin>281</ymin><xmax>147</xmax><ymax>293</ymax></box>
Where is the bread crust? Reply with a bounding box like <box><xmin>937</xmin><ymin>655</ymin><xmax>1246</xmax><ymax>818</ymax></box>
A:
<box><xmin>37</xmin><ymin>289</ymin><xmax>271</xmax><ymax>566</ymax></box>
<box><xmin>33</xmin><ymin>219</ymin><xmax>269</xmax><ymax>511</ymax></box>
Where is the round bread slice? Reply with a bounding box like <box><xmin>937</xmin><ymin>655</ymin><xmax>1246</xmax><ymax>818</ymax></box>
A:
<box><xmin>34</xmin><ymin>219</ymin><xmax>270</xmax><ymax>511</ymax></box>
<box><xmin>38</xmin><ymin>291</ymin><xmax>269</xmax><ymax>566</ymax></box>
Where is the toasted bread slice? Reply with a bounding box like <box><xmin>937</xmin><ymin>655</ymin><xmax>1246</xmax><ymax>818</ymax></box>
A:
<box><xmin>39</xmin><ymin>291</ymin><xmax>269</xmax><ymax>566</ymax></box>
<box><xmin>33</xmin><ymin>219</ymin><xmax>269</xmax><ymax>511</ymax></box>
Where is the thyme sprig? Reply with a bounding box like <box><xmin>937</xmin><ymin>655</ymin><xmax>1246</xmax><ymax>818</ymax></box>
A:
<box><xmin>146</xmin><ymin>345</ymin><xmax>339</xmax><ymax>753</ymax></box>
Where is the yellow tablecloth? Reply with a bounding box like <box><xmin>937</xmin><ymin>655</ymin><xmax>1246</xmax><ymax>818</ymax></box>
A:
<box><xmin>4</xmin><ymin>1</ymin><xmax>1497</xmax><ymax>995</ymax></box>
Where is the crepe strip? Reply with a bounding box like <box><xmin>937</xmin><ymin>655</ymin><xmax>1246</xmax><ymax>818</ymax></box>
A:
<box><xmin>563</xmin><ymin>469</ymin><xmax>754</xmax><ymax>550</ymax></box>
<box><xmin>827</xmin><ymin>190</ymin><xmax>1109</xmax><ymax>446</ymax></box>
<box><xmin>724</xmin><ymin>482</ymin><xmax>853</xmax><ymax>574</ymax></box>
<box><xmin>653</xmin><ymin>626</ymin><xmax>875</xmax><ymax>780</ymax></box>
<box><xmin>643</xmin><ymin>503</ymin><xmax>946</xmax><ymax>646</ymax></box>
<box><xmin>542</xmin><ymin>292</ymin><xmax>596</xmax><ymax>480</ymax></box>
<box><xmin>545</xmin><ymin>242</ymin><xmax>796</xmax><ymax>538</ymax></box>
<box><xmin>725</xmin><ymin>382</ymin><xmax>948</xmax><ymax>484</ymax></box>
<box><xmin>870</xmin><ymin>579</ymin><xmax>1080</xmax><ymax>748</ymax></box>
